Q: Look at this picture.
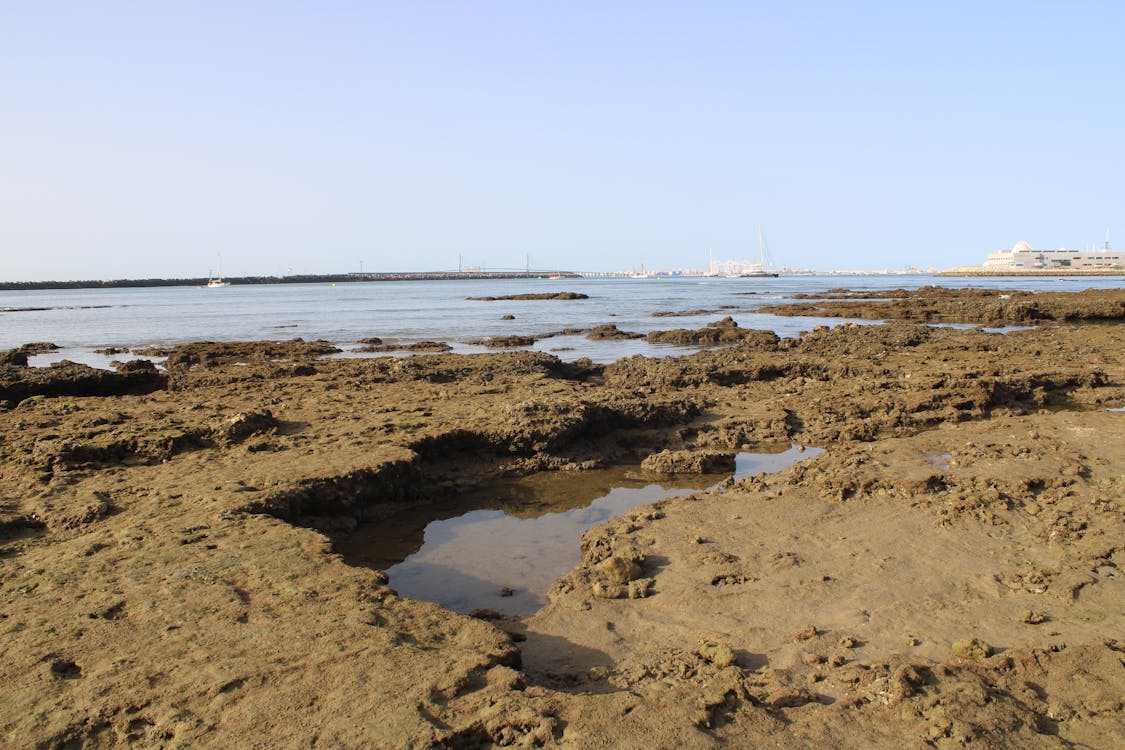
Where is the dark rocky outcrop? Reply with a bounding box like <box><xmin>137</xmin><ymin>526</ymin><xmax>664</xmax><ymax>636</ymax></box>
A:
<box><xmin>587</xmin><ymin>324</ymin><xmax>644</xmax><ymax>340</ymax></box>
<box><xmin>467</xmin><ymin>292</ymin><xmax>588</xmax><ymax>301</ymax></box>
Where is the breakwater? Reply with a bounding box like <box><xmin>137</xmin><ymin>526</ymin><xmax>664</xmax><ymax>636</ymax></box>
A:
<box><xmin>0</xmin><ymin>271</ymin><xmax>580</xmax><ymax>292</ymax></box>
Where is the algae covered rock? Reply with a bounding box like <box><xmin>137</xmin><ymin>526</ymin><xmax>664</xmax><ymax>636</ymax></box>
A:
<box><xmin>698</xmin><ymin>641</ymin><xmax>736</xmax><ymax>668</ymax></box>
<box><xmin>952</xmin><ymin>637</ymin><xmax>993</xmax><ymax>660</ymax></box>
<box><xmin>598</xmin><ymin>555</ymin><xmax>642</xmax><ymax>585</ymax></box>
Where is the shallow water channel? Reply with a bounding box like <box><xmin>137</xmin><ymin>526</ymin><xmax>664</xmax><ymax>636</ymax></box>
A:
<box><xmin>336</xmin><ymin>445</ymin><xmax>824</xmax><ymax>617</ymax></box>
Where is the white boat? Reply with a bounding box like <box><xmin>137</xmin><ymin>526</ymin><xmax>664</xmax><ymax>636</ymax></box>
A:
<box><xmin>206</xmin><ymin>255</ymin><xmax>231</xmax><ymax>287</ymax></box>
<box><xmin>703</xmin><ymin>248</ymin><xmax>721</xmax><ymax>277</ymax></box>
<box><xmin>739</xmin><ymin>225</ymin><xmax>778</xmax><ymax>278</ymax></box>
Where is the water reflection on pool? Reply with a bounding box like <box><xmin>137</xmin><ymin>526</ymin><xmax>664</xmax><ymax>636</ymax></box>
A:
<box><xmin>336</xmin><ymin>444</ymin><xmax>824</xmax><ymax>616</ymax></box>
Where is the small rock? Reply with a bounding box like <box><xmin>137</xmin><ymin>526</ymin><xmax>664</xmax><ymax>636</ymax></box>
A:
<box><xmin>598</xmin><ymin>555</ymin><xmax>642</xmax><ymax>585</ymax></box>
<box><xmin>1022</xmin><ymin>610</ymin><xmax>1048</xmax><ymax>625</ymax></box>
<box><xmin>586</xmin><ymin>665</ymin><xmax>610</xmax><ymax>681</ymax></box>
<box><xmin>499</xmin><ymin>587</ymin><xmax>514</xmax><ymax>597</ymax></box>
<box><xmin>587</xmin><ymin>324</ymin><xmax>644</xmax><ymax>340</ymax></box>
<box><xmin>698</xmin><ymin>642</ymin><xmax>736</xmax><ymax>668</ymax></box>
<box><xmin>952</xmin><ymin>637</ymin><xmax>993</xmax><ymax>660</ymax></box>
<box><xmin>627</xmin><ymin>578</ymin><xmax>654</xmax><ymax>599</ymax></box>
<box><xmin>225</xmin><ymin>410</ymin><xmax>278</xmax><ymax>442</ymax></box>
<box><xmin>591</xmin><ymin>582</ymin><xmax>627</xmax><ymax>599</ymax></box>
<box><xmin>49</xmin><ymin>659</ymin><xmax>81</xmax><ymax>678</ymax></box>
<box><xmin>793</xmin><ymin>624</ymin><xmax>818</xmax><ymax>642</ymax></box>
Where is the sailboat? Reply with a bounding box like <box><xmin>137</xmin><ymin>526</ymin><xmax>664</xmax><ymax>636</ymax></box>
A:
<box><xmin>206</xmin><ymin>255</ymin><xmax>230</xmax><ymax>287</ymax></box>
<box><xmin>703</xmin><ymin>248</ymin><xmax>721</xmax><ymax>277</ymax></box>
<box><xmin>739</xmin><ymin>225</ymin><xmax>779</xmax><ymax>278</ymax></box>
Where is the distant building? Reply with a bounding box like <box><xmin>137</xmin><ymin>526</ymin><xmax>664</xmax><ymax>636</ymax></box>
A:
<box><xmin>984</xmin><ymin>240</ymin><xmax>1123</xmax><ymax>270</ymax></box>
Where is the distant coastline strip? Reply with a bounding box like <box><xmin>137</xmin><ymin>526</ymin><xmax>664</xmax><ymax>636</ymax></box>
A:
<box><xmin>0</xmin><ymin>271</ymin><xmax>581</xmax><ymax>292</ymax></box>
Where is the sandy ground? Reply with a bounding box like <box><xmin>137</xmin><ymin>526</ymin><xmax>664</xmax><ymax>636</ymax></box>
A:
<box><xmin>1</xmin><ymin>288</ymin><xmax>1123</xmax><ymax>748</ymax></box>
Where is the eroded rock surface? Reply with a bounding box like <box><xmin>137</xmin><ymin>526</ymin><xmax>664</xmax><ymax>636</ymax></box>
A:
<box><xmin>760</xmin><ymin>285</ymin><xmax>1125</xmax><ymax>324</ymax></box>
<box><xmin>1</xmin><ymin>289</ymin><xmax>1123</xmax><ymax>748</ymax></box>
<box><xmin>467</xmin><ymin>292</ymin><xmax>589</xmax><ymax>301</ymax></box>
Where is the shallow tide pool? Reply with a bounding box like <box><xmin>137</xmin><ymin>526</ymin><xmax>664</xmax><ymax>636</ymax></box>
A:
<box><xmin>337</xmin><ymin>445</ymin><xmax>824</xmax><ymax>616</ymax></box>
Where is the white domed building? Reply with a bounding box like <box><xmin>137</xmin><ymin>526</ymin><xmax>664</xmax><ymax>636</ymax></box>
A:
<box><xmin>983</xmin><ymin>239</ymin><xmax>1122</xmax><ymax>270</ymax></box>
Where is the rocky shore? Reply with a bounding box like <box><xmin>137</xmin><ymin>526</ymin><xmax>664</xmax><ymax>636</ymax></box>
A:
<box><xmin>1</xmin><ymin>288</ymin><xmax>1123</xmax><ymax>748</ymax></box>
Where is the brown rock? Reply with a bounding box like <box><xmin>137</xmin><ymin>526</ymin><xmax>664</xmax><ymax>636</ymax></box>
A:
<box><xmin>587</xmin><ymin>324</ymin><xmax>644</xmax><ymax>340</ymax></box>
<box><xmin>952</xmin><ymin>637</ymin><xmax>993</xmax><ymax>660</ymax></box>
<box><xmin>793</xmin><ymin>624</ymin><xmax>819</xmax><ymax>642</ymax></box>
<box><xmin>482</xmin><ymin>335</ymin><xmax>536</xmax><ymax>348</ymax></box>
<box><xmin>641</xmin><ymin>449</ymin><xmax>735</xmax><ymax>474</ymax></box>
<box><xmin>598</xmin><ymin>555</ymin><xmax>642</xmax><ymax>585</ymax></box>
<box><xmin>698</xmin><ymin>642</ymin><xmax>736</xmax><ymax>668</ymax></box>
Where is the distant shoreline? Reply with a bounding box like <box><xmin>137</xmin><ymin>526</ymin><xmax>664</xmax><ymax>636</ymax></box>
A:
<box><xmin>5</xmin><ymin>268</ymin><xmax>1123</xmax><ymax>291</ymax></box>
<box><xmin>0</xmin><ymin>271</ymin><xmax>581</xmax><ymax>292</ymax></box>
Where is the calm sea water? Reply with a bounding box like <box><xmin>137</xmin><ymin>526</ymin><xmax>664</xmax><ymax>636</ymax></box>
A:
<box><xmin>2</xmin><ymin>275</ymin><xmax>1120</xmax><ymax>365</ymax></box>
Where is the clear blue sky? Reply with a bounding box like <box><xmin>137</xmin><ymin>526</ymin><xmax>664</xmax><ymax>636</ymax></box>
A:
<box><xmin>2</xmin><ymin>2</ymin><xmax>1122</xmax><ymax>280</ymax></box>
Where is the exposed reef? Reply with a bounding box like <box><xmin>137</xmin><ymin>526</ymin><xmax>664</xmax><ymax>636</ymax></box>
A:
<box><xmin>645</xmin><ymin>316</ymin><xmax>781</xmax><ymax>347</ymax></box>
<box><xmin>467</xmin><ymin>292</ymin><xmax>589</xmax><ymax>301</ymax></box>
<box><xmin>1</xmin><ymin>288</ymin><xmax>1123</xmax><ymax>748</ymax></box>
<box><xmin>759</xmin><ymin>285</ymin><xmax>1125</xmax><ymax>324</ymax></box>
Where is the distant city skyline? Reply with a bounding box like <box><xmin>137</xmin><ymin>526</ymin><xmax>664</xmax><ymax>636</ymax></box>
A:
<box><xmin>1</xmin><ymin>2</ymin><xmax>1122</xmax><ymax>282</ymax></box>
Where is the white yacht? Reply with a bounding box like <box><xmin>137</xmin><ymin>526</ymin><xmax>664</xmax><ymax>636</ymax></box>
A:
<box><xmin>206</xmin><ymin>255</ymin><xmax>231</xmax><ymax>287</ymax></box>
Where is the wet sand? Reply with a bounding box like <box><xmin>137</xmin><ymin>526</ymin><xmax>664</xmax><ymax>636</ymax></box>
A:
<box><xmin>1</xmin><ymin>288</ymin><xmax>1123</xmax><ymax>748</ymax></box>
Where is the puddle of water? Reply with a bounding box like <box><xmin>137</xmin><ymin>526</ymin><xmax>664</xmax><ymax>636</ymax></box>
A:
<box><xmin>27</xmin><ymin>349</ymin><xmax>130</xmax><ymax>370</ymax></box>
<box><xmin>337</xmin><ymin>445</ymin><xmax>823</xmax><ymax>617</ymax></box>
<box><xmin>928</xmin><ymin>323</ymin><xmax>1036</xmax><ymax>334</ymax></box>
<box><xmin>926</xmin><ymin>452</ymin><xmax>953</xmax><ymax>470</ymax></box>
<box><xmin>736</xmin><ymin>444</ymin><xmax>824</xmax><ymax>475</ymax></box>
<box><xmin>980</xmin><ymin>325</ymin><xmax>1036</xmax><ymax>334</ymax></box>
